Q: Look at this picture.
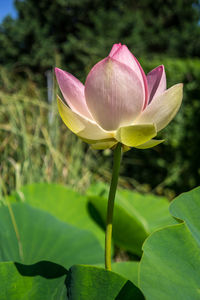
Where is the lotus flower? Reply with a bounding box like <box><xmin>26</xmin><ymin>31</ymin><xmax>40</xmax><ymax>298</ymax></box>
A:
<box><xmin>55</xmin><ymin>43</ymin><xmax>183</xmax><ymax>150</ymax></box>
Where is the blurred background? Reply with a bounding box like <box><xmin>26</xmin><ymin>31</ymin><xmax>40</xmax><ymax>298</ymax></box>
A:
<box><xmin>0</xmin><ymin>0</ymin><xmax>200</xmax><ymax>199</ymax></box>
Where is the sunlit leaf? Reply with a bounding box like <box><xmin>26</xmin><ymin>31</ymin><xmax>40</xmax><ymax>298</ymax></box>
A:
<box><xmin>0</xmin><ymin>203</ymin><xmax>104</xmax><ymax>267</ymax></box>
<box><xmin>139</xmin><ymin>186</ymin><xmax>200</xmax><ymax>300</ymax></box>
<box><xmin>87</xmin><ymin>182</ymin><xmax>175</xmax><ymax>256</ymax></box>
<box><xmin>66</xmin><ymin>265</ymin><xmax>144</xmax><ymax>300</ymax></box>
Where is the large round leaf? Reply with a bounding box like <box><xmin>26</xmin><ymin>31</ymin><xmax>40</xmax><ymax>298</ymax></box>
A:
<box><xmin>139</xmin><ymin>186</ymin><xmax>200</xmax><ymax>300</ymax></box>
<box><xmin>8</xmin><ymin>183</ymin><xmax>105</xmax><ymax>247</ymax></box>
<box><xmin>87</xmin><ymin>182</ymin><xmax>175</xmax><ymax>256</ymax></box>
<box><xmin>0</xmin><ymin>203</ymin><xmax>104</xmax><ymax>267</ymax></box>
<box><xmin>66</xmin><ymin>265</ymin><xmax>145</xmax><ymax>300</ymax></box>
<box><xmin>0</xmin><ymin>261</ymin><xmax>67</xmax><ymax>300</ymax></box>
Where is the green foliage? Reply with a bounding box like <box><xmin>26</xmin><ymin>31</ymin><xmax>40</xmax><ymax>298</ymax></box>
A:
<box><xmin>9</xmin><ymin>183</ymin><xmax>105</xmax><ymax>248</ymax></box>
<box><xmin>1</xmin><ymin>183</ymin><xmax>200</xmax><ymax>298</ymax></box>
<box><xmin>0</xmin><ymin>0</ymin><xmax>199</xmax><ymax>75</ymax></box>
<box><xmin>0</xmin><ymin>183</ymin><xmax>148</xmax><ymax>297</ymax></box>
<box><xmin>0</xmin><ymin>202</ymin><xmax>104</xmax><ymax>266</ymax></box>
<box><xmin>122</xmin><ymin>57</ymin><xmax>200</xmax><ymax>195</ymax></box>
<box><xmin>0</xmin><ymin>71</ymin><xmax>111</xmax><ymax>196</ymax></box>
<box><xmin>1</xmin><ymin>56</ymin><xmax>200</xmax><ymax>198</ymax></box>
<box><xmin>0</xmin><ymin>262</ymin><xmax>67</xmax><ymax>300</ymax></box>
<box><xmin>7</xmin><ymin>182</ymin><xmax>174</xmax><ymax>259</ymax></box>
<box><xmin>66</xmin><ymin>265</ymin><xmax>144</xmax><ymax>300</ymax></box>
<box><xmin>87</xmin><ymin>182</ymin><xmax>175</xmax><ymax>255</ymax></box>
<box><xmin>97</xmin><ymin>261</ymin><xmax>140</xmax><ymax>287</ymax></box>
<box><xmin>139</xmin><ymin>186</ymin><xmax>200</xmax><ymax>300</ymax></box>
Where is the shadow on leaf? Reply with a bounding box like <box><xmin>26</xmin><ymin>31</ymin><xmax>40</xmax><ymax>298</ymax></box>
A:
<box><xmin>116</xmin><ymin>280</ymin><xmax>145</xmax><ymax>300</ymax></box>
<box><xmin>87</xmin><ymin>201</ymin><xmax>105</xmax><ymax>230</ymax></box>
<box><xmin>15</xmin><ymin>260</ymin><xmax>68</xmax><ymax>279</ymax></box>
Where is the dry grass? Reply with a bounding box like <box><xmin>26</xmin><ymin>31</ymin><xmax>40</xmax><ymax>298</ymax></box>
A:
<box><xmin>0</xmin><ymin>68</ymin><xmax>112</xmax><ymax>198</ymax></box>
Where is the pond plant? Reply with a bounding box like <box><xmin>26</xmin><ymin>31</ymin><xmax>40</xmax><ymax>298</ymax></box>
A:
<box><xmin>55</xmin><ymin>43</ymin><xmax>183</xmax><ymax>272</ymax></box>
<box><xmin>3</xmin><ymin>44</ymin><xmax>200</xmax><ymax>300</ymax></box>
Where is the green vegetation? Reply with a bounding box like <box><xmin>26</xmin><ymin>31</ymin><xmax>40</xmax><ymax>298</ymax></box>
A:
<box><xmin>2</xmin><ymin>57</ymin><xmax>200</xmax><ymax>197</ymax></box>
<box><xmin>1</xmin><ymin>182</ymin><xmax>200</xmax><ymax>299</ymax></box>
<box><xmin>0</xmin><ymin>182</ymin><xmax>177</xmax><ymax>297</ymax></box>
<box><xmin>125</xmin><ymin>57</ymin><xmax>200</xmax><ymax>195</ymax></box>
<box><xmin>0</xmin><ymin>69</ymin><xmax>113</xmax><ymax>196</ymax></box>
<box><xmin>140</xmin><ymin>186</ymin><xmax>200</xmax><ymax>300</ymax></box>
<box><xmin>1</xmin><ymin>0</ymin><xmax>199</xmax><ymax>73</ymax></box>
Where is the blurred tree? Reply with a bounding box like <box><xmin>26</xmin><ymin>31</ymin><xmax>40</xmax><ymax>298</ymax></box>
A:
<box><xmin>0</xmin><ymin>0</ymin><xmax>199</xmax><ymax>76</ymax></box>
<box><xmin>122</xmin><ymin>57</ymin><xmax>200</xmax><ymax>197</ymax></box>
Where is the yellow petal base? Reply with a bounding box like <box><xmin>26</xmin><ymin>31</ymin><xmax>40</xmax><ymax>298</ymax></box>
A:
<box><xmin>116</xmin><ymin>124</ymin><xmax>157</xmax><ymax>147</ymax></box>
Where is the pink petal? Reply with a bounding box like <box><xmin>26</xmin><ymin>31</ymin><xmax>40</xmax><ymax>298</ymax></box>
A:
<box><xmin>85</xmin><ymin>57</ymin><xmax>144</xmax><ymax>131</ymax></box>
<box><xmin>147</xmin><ymin>65</ymin><xmax>166</xmax><ymax>104</ymax></box>
<box><xmin>109</xmin><ymin>44</ymin><xmax>148</xmax><ymax>109</ymax></box>
<box><xmin>55</xmin><ymin>67</ymin><xmax>92</xmax><ymax>120</ymax></box>
<box><xmin>109</xmin><ymin>43</ymin><xmax>121</xmax><ymax>56</ymax></box>
<box><xmin>57</xmin><ymin>96</ymin><xmax>113</xmax><ymax>141</ymax></box>
<box><xmin>135</xmin><ymin>84</ymin><xmax>183</xmax><ymax>132</ymax></box>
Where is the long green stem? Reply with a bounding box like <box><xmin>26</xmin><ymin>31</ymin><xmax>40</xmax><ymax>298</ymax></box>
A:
<box><xmin>105</xmin><ymin>143</ymin><xmax>122</xmax><ymax>271</ymax></box>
